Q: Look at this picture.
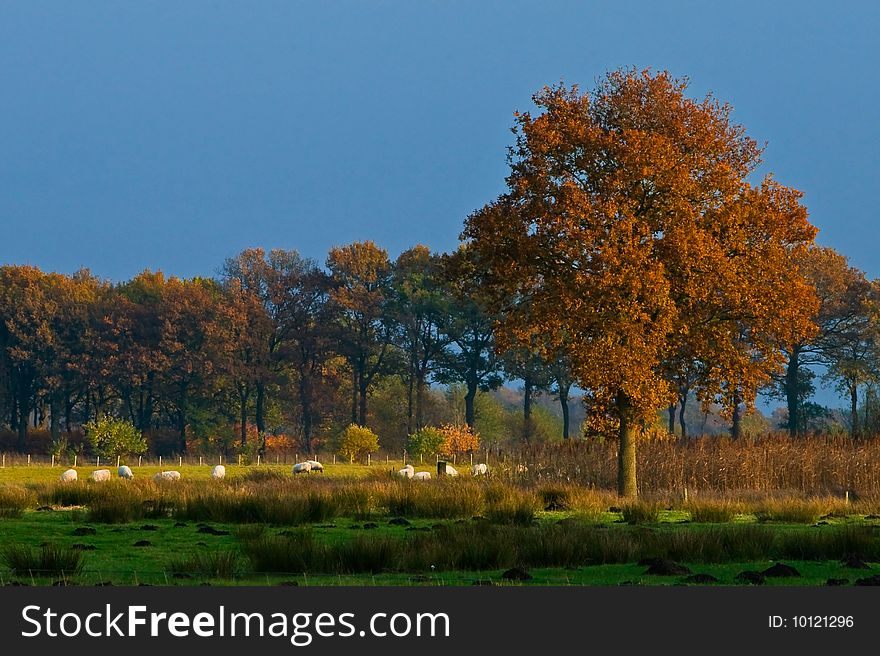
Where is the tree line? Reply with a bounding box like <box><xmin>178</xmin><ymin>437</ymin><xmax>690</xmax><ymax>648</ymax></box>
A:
<box><xmin>0</xmin><ymin>244</ymin><xmax>577</xmax><ymax>455</ymax></box>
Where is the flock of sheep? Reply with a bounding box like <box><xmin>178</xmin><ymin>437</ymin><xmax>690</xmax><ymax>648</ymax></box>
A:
<box><xmin>56</xmin><ymin>458</ymin><xmax>489</xmax><ymax>483</ymax></box>
<box><xmin>396</xmin><ymin>462</ymin><xmax>489</xmax><ymax>480</ymax></box>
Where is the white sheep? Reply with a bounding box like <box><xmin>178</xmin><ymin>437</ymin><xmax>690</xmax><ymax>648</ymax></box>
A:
<box><xmin>443</xmin><ymin>464</ymin><xmax>459</xmax><ymax>477</ymax></box>
<box><xmin>306</xmin><ymin>460</ymin><xmax>324</xmax><ymax>472</ymax></box>
<box><xmin>292</xmin><ymin>462</ymin><xmax>312</xmax><ymax>474</ymax></box>
<box><xmin>118</xmin><ymin>465</ymin><xmax>134</xmax><ymax>479</ymax></box>
<box><xmin>397</xmin><ymin>464</ymin><xmax>414</xmax><ymax>478</ymax></box>
<box><xmin>59</xmin><ymin>468</ymin><xmax>78</xmax><ymax>483</ymax></box>
<box><xmin>89</xmin><ymin>469</ymin><xmax>111</xmax><ymax>482</ymax></box>
<box><xmin>471</xmin><ymin>463</ymin><xmax>488</xmax><ymax>476</ymax></box>
<box><xmin>211</xmin><ymin>464</ymin><xmax>226</xmax><ymax>480</ymax></box>
<box><xmin>154</xmin><ymin>470</ymin><xmax>181</xmax><ymax>482</ymax></box>
<box><xmin>413</xmin><ymin>471</ymin><xmax>431</xmax><ymax>481</ymax></box>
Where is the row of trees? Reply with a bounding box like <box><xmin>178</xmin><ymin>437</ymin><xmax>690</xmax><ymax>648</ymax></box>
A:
<box><xmin>0</xmin><ymin>244</ymin><xmax>576</xmax><ymax>455</ymax></box>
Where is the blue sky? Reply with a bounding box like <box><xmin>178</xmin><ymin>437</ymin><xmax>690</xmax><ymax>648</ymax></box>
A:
<box><xmin>1</xmin><ymin>1</ymin><xmax>876</xmax><ymax>408</ymax></box>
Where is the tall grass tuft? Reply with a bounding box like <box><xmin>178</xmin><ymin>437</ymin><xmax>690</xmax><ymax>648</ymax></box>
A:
<box><xmin>621</xmin><ymin>501</ymin><xmax>662</xmax><ymax>524</ymax></box>
<box><xmin>484</xmin><ymin>485</ymin><xmax>539</xmax><ymax>525</ymax></box>
<box><xmin>167</xmin><ymin>550</ymin><xmax>242</xmax><ymax>579</ymax></box>
<box><xmin>685</xmin><ymin>500</ymin><xmax>744</xmax><ymax>523</ymax></box>
<box><xmin>0</xmin><ymin>486</ymin><xmax>32</xmax><ymax>518</ymax></box>
<box><xmin>754</xmin><ymin>499</ymin><xmax>838</xmax><ymax>524</ymax></box>
<box><xmin>1</xmin><ymin>544</ymin><xmax>84</xmax><ymax>576</ymax></box>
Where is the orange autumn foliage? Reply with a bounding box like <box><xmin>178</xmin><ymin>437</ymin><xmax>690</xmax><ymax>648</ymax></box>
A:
<box><xmin>463</xmin><ymin>68</ymin><xmax>818</xmax><ymax>496</ymax></box>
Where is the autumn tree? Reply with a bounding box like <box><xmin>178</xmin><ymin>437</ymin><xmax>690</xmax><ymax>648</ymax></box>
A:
<box><xmin>157</xmin><ymin>276</ymin><xmax>225</xmax><ymax>453</ymax></box>
<box><xmin>327</xmin><ymin>241</ymin><xmax>395</xmax><ymax>427</ymax></box>
<box><xmin>221</xmin><ymin>249</ymin><xmax>311</xmax><ymax>440</ymax></box>
<box><xmin>463</xmin><ymin>69</ymin><xmax>817</xmax><ymax>496</ymax></box>
<box><xmin>273</xmin><ymin>259</ymin><xmax>335</xmax><ymax>451</ymax></box>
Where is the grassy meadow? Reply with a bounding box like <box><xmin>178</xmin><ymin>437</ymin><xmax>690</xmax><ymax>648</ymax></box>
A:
<box><xmin>3</xmin><ymin>445</ymin><xmax>880</xmax><ymax>587</ymax></box>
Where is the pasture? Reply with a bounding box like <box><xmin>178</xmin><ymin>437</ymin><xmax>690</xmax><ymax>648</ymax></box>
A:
<box><xmin>3</xmin><ymin>458</ymin><xmax>880</xmax><ymax>587</ymax></box>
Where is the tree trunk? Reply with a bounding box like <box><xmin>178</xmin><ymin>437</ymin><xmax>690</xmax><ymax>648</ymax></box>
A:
<box><xmin>50</xmin><ymin>395</ymin><xmax>61</xmax><ymax>445</ymax></box>
<box><xmin>731</xmin><ymin>394</ymin><xmax>742</xmax><ymax>440</ymax></box>
<box><xmin>850</xmin><ymin>381</ymin><xmax>860</xmax><ymax>438</ymax></box>
<box><xmin>415</xmin><ymin>372</ymin><xmax>426</xmax><ymax>430</ymax></box>
<box><xmin>559</xmin><ymin>382</ymin><xmax>571</xmax><ymax>440</ymax></box>
<box><xmin>178</xmin><ymin>387</ymin><xmax>188</xmax><ymax>454</ymax></box>
<box><xmin>350</xmin><ymin>369</ymin><xmax>358</xmax><ymax>426</ymax></box>
<box><xmin>785</xmin><ymin>348</ymin><xmax>801</xmax><ymax>436</ymax></box>
<box><xmin>616</xmin><ymin>393</ymin><xmax>638</xmax><ymax>498</ymax></box>
<box><xmin>255</xmin><ymin>382</ymin><xmax>265</xmax><ymax>435</ymax></box>
<box><xmin>678</xmin><ymin>395</ymin><xmax>689</xmax><ymax>442</ymax></box>
<box><xmin>299</xmin><ymin>373</ymin><xmax>313</xmax><ymax>452</ymax></box>
<box><xmin>667</xmin><ymin>404</ymin><xmax>675</xmax><ymax>435</ymax></box>
<box><xmin>64</xmin><ymin>390</ymin><xmax>73</xmax><ymax>436</ymax></box>
<box><xmin>523</xmin><ymin>377</ymin><xmax>533</xmax><ymax>444</ymax></box>
<box><xmin>406</xmin><ymin>358</ymin><xmax>416</xmax><ymax>437</ymax></box>
<box><xmin>464</xmin><ymin>381</ymin><xmax>477</xmax><ymax>429</ymax></box>
<box><xmin>358</xmin><ymin>377</ymin><xmax>368</xmax><ymax>427</ymax></box>
<box><xmin>16</xmin><ymin>381</ymin><xmax>29</xmax><ymax>452</ymax></box>
<box><xmin>239</xmin><ymin>384</ymin><xmax>249</xmax><ymax>446</ymax></box>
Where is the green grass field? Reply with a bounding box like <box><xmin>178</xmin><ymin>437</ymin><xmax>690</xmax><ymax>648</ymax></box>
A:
<box><xmin>2</xmin><ymin>463</ymin><xmax>879</xmax><ymax>587</ymax></box>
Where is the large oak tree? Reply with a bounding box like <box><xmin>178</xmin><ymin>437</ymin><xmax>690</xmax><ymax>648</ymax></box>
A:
<box><xmin>463</xmin><ymin>69</ymin><xmax>818</xmax><ymax>496</ymax></box>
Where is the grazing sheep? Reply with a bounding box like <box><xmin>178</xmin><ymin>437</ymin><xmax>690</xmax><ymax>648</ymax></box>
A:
<box><xmin>292</xmin><ymin>462</ymin><xmax>312</xmax><ymax>474</ymax></box>
<box><xmin>89</xmin><ymin>469</ymin><xmax>111</xmax><ymax>483</ymax></box>
<box><xmin>59</xmin><ymin>468</ymin><xmax>78</xmax><ymax>483</ymax></box>
<box><xmin>413</xmin><ymin>471</ymin><xmax>431</xmax><ymax>481</ymax></box>
<box><xmin>118</xmin><ymin>465</ymin><xmax>134</xmax><ymax>479</ymax></box>
<box><xmin>211</xmin><ymin>464</ymin><xmax>226</xmax><ymax>480</ymax></box>
<box><xmin>154</xmin><ymin>470</ymin><xmax>181</xmax><ymax>482</ymax></box>
<box><xmin>471</xmin><ymin>463</ymin><xmax>488</xmax><ymax>476</ymax></box>
<box><xmin>397</xmin><ymin>464</ymin><xmax>415</xmax><ymax>478</ymax></box>
<box><xmin>443</xmin><ymin>464</ymin><xmax>459</xmax><ymax>477</ymax></box>
<box><xmin>306</xmin><ymin>460</ymin><xmax>324</xmax><ymax>472</ymax></box>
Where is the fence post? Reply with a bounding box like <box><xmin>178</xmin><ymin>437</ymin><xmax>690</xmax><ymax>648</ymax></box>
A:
<box><xmin>179</xmin><ymin>456</ymin><xmax>182</xmax><ymax>467</ymax></box>
<box><xmin>367</xmin><ymin>453</ymin><xmax>371</xmax><ymax>466</ymax></box>
<box><xmin>27</xmin><ymin>454</ymin><xmax>31</xmax><ymax>466</ymax></box>
<box><xmin>159</xmin><ymin>456</ymin><xmax>162</xmax><ymax>469</ymax></box>
<box><xmin>332</xmin><ymin>454</ymin><xmax>336</xmax><ymax>465</ymax></box>
<box><xmin>138</xmin><ymin>455</ymin><xmax>142</xmax><ymax>467</ymax></box>
<box><xmin>257</xmin><ymin>455</ymin><xmax>261</xmax><ymax>466</ymax></box>
<box><xmin>74</xmin><ymin>454</ymin><xmax>77</xmax><ymax>467</ymax></box>
<box><xmin>470</xmin><ymin>452</ymin><xmax>473</xmax><ymax>466</ymax></box>
<box><xmin>51</xmin><ymin>454</ymin><xmax>55</xmax><ymax>468</ymax></box>
<box><xmin>96</xmin><ymin>456</ymin><xmax>99</xmax><ymax>467</ymax></box>
<box><xmin>117</xmin><ymin>455</ymin><xmax>121</xmax><ymax>468</ymax></box>
<box><xmin>1</xmin><ymin>453</ymin><xmax>4</xmax><ymax>468</ymax></box>
<box><xmin>199</xmin><ymin>456</ymin><xmax>203</xmax><ymax>466</ymax></box>
<box><xmin>238</xmin><ymin>454</ymin><xmax>242</xmax><ymax>466</ymax></box>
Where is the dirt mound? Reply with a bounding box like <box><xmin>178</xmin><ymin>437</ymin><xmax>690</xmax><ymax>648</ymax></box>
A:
<box><xmin>761</xmin><ymin>563</ymin><xmax>801</xmax><ymax>578</ymax></box>
<box><xmin>644</xmin><ymin>559</ymin><xmax>691</xmax><ymax>576</ymax></box>
<box><xmin>734</xmin><ymin>570</ymin><xmax>765</xmax><ymax>585</ymax></box>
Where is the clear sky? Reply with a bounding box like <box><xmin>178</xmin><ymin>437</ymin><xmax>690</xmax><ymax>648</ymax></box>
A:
<box><xmin>1</xmin><ymin>1</ymin><xmax>877</xmax><ymax>407</ymax></box>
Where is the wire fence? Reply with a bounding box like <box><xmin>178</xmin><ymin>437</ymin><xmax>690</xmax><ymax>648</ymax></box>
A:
<box><xmin>0</xmin><ymin>449</ymin><xmax>497</xmax><ymax>470</ymax></box>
